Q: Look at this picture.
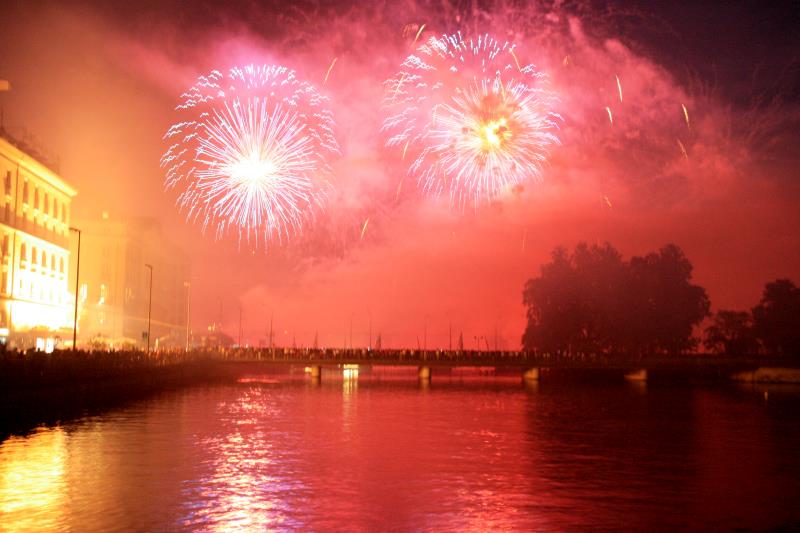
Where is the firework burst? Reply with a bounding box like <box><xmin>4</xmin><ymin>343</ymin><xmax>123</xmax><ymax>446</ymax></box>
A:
<box><xmin>382</xmin><ymin>33</ymin><xmax>560</xmax><ymax>209</ymax></box>
<box><xmin>161</xmin><ymin>65</ymin><xmax>340</xmax><ymax>247</ymax></box>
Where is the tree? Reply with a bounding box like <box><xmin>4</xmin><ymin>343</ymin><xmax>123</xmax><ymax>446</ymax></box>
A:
<box><xmin>626</xmin><ymin>244</ymin><xmax>710</xmax><ymax>355</ymax></box>
<box><xmin>522</xmin><ymin>242</ymin><xmax>710</xmax><ymax>355</ymax></box>
<box><xmin>752</xmin><ymin>279</ymin><xmax>800</xmax><ymax>356</ymax></box>
<box><xmin>704</xmin><ymin>310</ymin><xmax>759</xmax><ymax>355</ymax></box>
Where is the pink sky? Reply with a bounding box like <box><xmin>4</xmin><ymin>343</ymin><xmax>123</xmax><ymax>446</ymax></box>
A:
<box><xmin>1</xmin><ymin>1</ymin><xmax>798</xmax><ymax>348</ymax></box>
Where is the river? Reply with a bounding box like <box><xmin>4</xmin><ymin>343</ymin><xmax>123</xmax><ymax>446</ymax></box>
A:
<box><xmin>1</xmin><ymin>366</ymin><xmax>799</xmax><ymax>531</ymax></box>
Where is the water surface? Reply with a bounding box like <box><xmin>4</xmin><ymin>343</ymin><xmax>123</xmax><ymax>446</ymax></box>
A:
<box><xmin>2</xmin><ymin>367</ymin><xmax>799</xmax><ymax>531</ymax></box>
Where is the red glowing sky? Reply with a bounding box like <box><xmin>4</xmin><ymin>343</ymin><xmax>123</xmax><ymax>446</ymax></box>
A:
<box><xmin>0</xmin><ymin>1</ymin><xmax>798</xmax><ymax>348</ymax></box>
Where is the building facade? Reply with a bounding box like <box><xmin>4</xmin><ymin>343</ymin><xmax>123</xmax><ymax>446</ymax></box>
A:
<box><xmin>73</xmin><ymin>215</ymin><xmax>190</xmax><ymax>350</ymax></box>
<box><xmin>0</xmin><ymin>134</ymin><xmax>77</xmax><ymax>350</ymax></box>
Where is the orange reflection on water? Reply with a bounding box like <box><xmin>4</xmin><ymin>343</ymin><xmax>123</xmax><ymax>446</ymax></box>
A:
<box><xmin>182</xmin><ymin>389</ymin><xmax>302</xmax><ymax>532</ymax></box>
<box><xmin>0</xmin><ymin>428</ymin><xmax>68</xmax><ymax>532</ymax></box>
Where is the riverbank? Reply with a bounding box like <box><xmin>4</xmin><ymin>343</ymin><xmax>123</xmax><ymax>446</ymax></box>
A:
<box><xmin>0</xmin><ymin>352</ymin><xmax>238</xmax><ymax>438</ymax></box>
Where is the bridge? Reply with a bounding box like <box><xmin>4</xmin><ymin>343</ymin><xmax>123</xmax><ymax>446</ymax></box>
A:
<box><xmin>215</xmin><ymin>348</ymin><xmax>800</xmax><ymax>384</ymax></box>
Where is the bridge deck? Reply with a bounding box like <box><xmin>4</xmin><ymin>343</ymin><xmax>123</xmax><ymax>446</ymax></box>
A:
<box><xmin>217</xmin><ymin>349</ymin><xmax>797</xmax><ymax>372</ymax></box>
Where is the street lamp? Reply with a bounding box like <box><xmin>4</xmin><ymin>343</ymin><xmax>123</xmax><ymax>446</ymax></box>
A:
<box><xmin>145</xmin><ymin>263</ymin><xmax>153</xmax><ymax>352</ymax></box>
<box><xmin>183</xmin><ymin>281</ymin><xmax>191</xmax><ymax>351</ymax></box>
<box><xmin>69</xmin><ymin>226</ymin><xmax>81</xmax><ymax>351</ymax></box>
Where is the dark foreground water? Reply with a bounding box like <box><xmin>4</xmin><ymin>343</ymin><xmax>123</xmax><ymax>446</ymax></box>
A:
<box><xmin>2</xmin><ymin>366</ymin><xmax>800</xmax><ymax>532</ymax></box>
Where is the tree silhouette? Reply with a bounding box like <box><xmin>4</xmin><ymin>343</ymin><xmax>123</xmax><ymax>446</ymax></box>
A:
<box><xmin>752</xmin><ymin>279</ymin><xmax>800</xmax><ymax>356</ymax></box>
<box><xmin>704</xmin><ymin>310</ymin><xmax>759</xmax><ymax>355</ymax></box>
<box><xmin>522</xmin><ymin>243</ymin><xmax>709</xmax><ymax>355</ymax></box>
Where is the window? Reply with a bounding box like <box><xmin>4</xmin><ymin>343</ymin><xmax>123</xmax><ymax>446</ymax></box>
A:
<box><xmin>60</xmin><ymin>257</ymin><xmax>64</xmax><ymax>274</ymax></box>
<box><xmin>44</xmin><ymin>193</ymin><xmax>49</xmax><ymax>216</ymax></box>
<box><xmin>20</xmin><ymin>243</ymin><xmax>26</xmax><ymax>263</ymax></box>
<box><xmin>4</xmin><ymin>171</ymin><xmax>10</xmax><ymax>195</ymax></box>
<box><xmin>1</xmin><ymin>236</ymin><xmax>6</xmax><ymax>257</ymax></box>
<box><xmin>23</xmin><ymin>182</ymin><xmax>28</xmax><ymax>204</ymax></box>
<box><xmin>32</xmin><ymin>247</ymin><xmax>37</xmax><ymax>265</ymax></box>
<box><xmin>34</xmin><ymin>187</ymin><xmax>39</xmax><ymax>210</ymax></box>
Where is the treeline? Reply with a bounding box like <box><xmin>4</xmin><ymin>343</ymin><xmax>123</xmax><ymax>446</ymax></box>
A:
<box><xmin>522</xmin><ymin>243</ymin><xmax>800</xmax><ymax>357</ymax></box>
<box><xmin>705</xmin><ymin>279</ymin><xmax>800</xmax><ymax>356</ymax></box>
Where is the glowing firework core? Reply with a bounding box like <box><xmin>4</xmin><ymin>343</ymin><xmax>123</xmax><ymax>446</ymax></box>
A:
<box><xmin>230</xmin><ymin>154</ymin><xmax>276</xmax><ymax>185</ymax></box>
<box><xmin>481</xmin><ymin>118</ymin><xmax>510</xmax><ymax>148</ymax></box>
<box><xmin>383</xmin><ymin>33</ymin><xmax>560</xmax><ymax>209</ymax></box>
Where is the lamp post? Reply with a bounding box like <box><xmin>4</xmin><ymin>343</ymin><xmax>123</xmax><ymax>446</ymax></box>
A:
<box><xmin>69</xmin><ymin>226</ymin><xmax>81</xmax><ymax>351</ymax></box>
<box><xmin>183</xmin><ymin>281</ymin><xmax>191</xmax><ymax>351</ymax></box>
<box><xmin>145</xmin><ymin>264</ymin><xmax>153</xmax><ymax>352</ymax></box>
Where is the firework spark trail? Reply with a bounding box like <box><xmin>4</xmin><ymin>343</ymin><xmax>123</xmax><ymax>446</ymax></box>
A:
<box><xmin>161</xmin><ymin>65</ymin><xmax>340</xmax><ymax>248</ymax></box>
<box><xmin>413</xmin><ymin>24</ymin><xmax>426</xmax><ymax>45</ymax></box>
<box><xmin>677</xmin><ymin>138</ymin><xmax>689</xmax><ymax>160</ymax></box>
<box><xmin>324</xmin><ymin>57</ymin><xmax>338</xmax><ymax>85</ymax></box>
<box><xmin>510</xmin><ymin>49</ymin><xmax>522</xmax><ymax>72</ymax></box>
<box><xmin>360</xmin><ymin>217</ymin><xmax>370</xmax><ymax>240</ymax></box>
<box><xmin>382</xmin><ymin>33</ymin><xmax>561</xmax><ymax>210</ymax></box>
<box><xmin>682</xmin><ymin>103</ymin><xmax>690</xmax><ymax>129</ymax></box>
<box><xmin>616</xmin><ymin>75</ymin><xmax>623</xmax><ymax>103</ymax></box>
<box><xmin>605</xmin><ymin>106</ymin><xmax>613</xmax><ymax>125</ymax></box>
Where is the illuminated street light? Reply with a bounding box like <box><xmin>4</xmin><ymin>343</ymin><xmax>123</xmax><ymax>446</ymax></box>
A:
<box><xmin>69</xmin><ymin>226</ymin><xmax>81</xmax><ymax>350</ymax></box>
<box><xmin>145</xmin><ymin>264</ymin><xmax>153</xmax><ymax>352</ymax></box>
<box><xmin>183</xmin><ymin>281</ymin><xmax>191</xmax><ymax>351</ymax></box>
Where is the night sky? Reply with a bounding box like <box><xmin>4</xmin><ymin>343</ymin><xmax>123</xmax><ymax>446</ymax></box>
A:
<box><xmin>0</xmin><ymin>0</ymin><xmax>798</xmax><ymax>348</ymax></box>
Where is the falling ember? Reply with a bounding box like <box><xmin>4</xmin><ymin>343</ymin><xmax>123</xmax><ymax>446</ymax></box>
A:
<box><xmin>603</xmin><ymin>195</ymin><xmax>613</xmax><ymax>208</ymax></box>
<box><xmin>413</xmin><ymin>24</ymin><xmax>426</xmax><ymax>45</ymax></box>
<box><xmin>682</xmin><ymin>103</ymin><xmax>690</xmax><ymax>129</ymax></box>
<box><xmin>677</xmin><ymin>138</ymin><xmax>689</xmax><ymax>160</ymax></box>
<box><xmin>509</xmin><ymin>48</ymin><xmax>522</xmax><ymax>72</ymax></box>
<box><xmin>605</xmin><ymin>106</ymin><xmax>613</xmax><ymax>125</ymax></box>
<box><xmin>161</xmin><ymin>65</ymin><xmax>340</xmax><ymax>248</ymax></box>
<box><xmin>395</xmin><ymin>177</ymin><xmax>404</xmax><ymax>201</ymax></box>
<box><xmin>391</xmin><ymin>73</ymin><xmax>406</xmax><ymax>102</ymax></box>
<box><xmin>324</xmin><ymin>57</ymin><xmax>338</xmax><ymax>85</ymax></box>
<box><xmin>563</xmin><ymin>55</ymin><xmax>571</xmax><ymax>66</ymax></box>
<box><xmin>382</xmin><ymin>33</ymin><xmax>561</xmax><ymax>209</ymax></box>
<box><xmin>521</xmin><ymin>228</ymin><xmax>527</xmax><ymax>252</ymax></box>
<box><xmin>360</xmin><ymin>217</ymin><xmax>370</xmax><ymax>240</ymax></box>
<box><xmin>616</xmin><ymin>75</ymin><xmax>623</xmax><ymax>103</ymax></box>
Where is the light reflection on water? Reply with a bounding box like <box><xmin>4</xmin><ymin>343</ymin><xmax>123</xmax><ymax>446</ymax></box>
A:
<box><xmin>2</xmin><ymin>368</ymin><xmax>800</xmax><ymax>531</ymax></box>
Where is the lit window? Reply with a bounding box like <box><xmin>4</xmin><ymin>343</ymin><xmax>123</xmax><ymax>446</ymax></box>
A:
<box><xmin>20</xmin><ymin>243</ymin><xmax>27</xmax><ymax>263</ymax></box>
<box><xmin>23</xmin><ymin>182</ymin><xmax>28</xmax><ymax>204</ymax></box>
<box><xmin>44</xmin><ymin>193</ymin><xmax>49</xmax><ymax>216</ymax></box>
<box><xmin>4</xmin><ymin>171</ymin><xmax>10</xmax><ymax>195</ymax></box>
<box><xmin>60</xmin><ymin>257</ymin><xmax>64</xmax><ymax>273</ymax></box>
<box><xmin>32</xmin><ymin>247</ymin><xmax>37</xmax><ymax>265</ymax></box>
<box><xmin>34</xmin><ymin>187</ymin><xmax>39</xmax><ymax>210</ymax></box>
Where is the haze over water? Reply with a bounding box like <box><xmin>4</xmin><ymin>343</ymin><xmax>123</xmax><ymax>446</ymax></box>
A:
<box><xmin>2</xmin><ymin>368</ymin><xmax>799</xmax><ymax>531</ymax></box>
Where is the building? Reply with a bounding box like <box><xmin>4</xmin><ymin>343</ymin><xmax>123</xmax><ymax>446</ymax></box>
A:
<box><xmin>0</xmin><ymin>132</ymin><xmax>77</xmax><ymax>350</ymax></box>
<box><xmin>73</xmin><ymin>214</ymin><xmax>190</xmax><ymax>350</ymax></box>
